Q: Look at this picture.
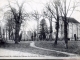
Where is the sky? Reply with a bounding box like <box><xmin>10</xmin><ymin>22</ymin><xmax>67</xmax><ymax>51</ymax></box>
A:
<box><xmin>0</xmin><ymin>0</ymin><xmax>80</xmax><ymax>32</ymax></box>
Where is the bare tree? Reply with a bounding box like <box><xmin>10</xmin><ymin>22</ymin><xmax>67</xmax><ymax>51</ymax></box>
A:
<box><xmin>44</xmin><ymin>0</ymin><xmax>60</xmax><ymax>44</ymax></box>
<box><xmin>44</xmin><ymin>0</ymin><xmax>78</xmax><ymax>48</ymax></box>
<box><xmin>58</xmin><ymin>0</ymin><xmax>78</xmax><ymax>48</ymax></box>
<box><xmin>30</xmin><ymin>11</ymin><xmax>40</xmax><ymax>40</ymax></box>
<box><xmin>5</xmin><ymin>0</ymin><xmax>28</xmax><ymax>44</ymax></box>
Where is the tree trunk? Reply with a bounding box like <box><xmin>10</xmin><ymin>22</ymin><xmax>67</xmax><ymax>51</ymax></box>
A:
<box><xmin>64</xmin><ymin>17</ymin><xmax>68</xmax><ymax>49</ymax></box>
<box><xmin>54</xmin><ymin>6</ymin><xmax>59</xmax><ymax>45</ymax></box>
<box><xmin>9</xmin><ymin>26</ymin><xmax>10</xmax><ymax>40</ymax></box>
<box><xmin>49</xmin><ymin>15</ymin><xmax>53</xmax><ymax>40</ymax></box>
<box><xmin>54</xmin><ymin>21</ymin><xmax>59</xmax><ymax>45</ymax></box>
<box><xmin>54</xmin><ymin>13</ymin><xmax>59</xmax><ymax>45</ymax></box>
<box><xmin>14</xmin><ymin>23</ymin><xmax>20</xmax><ymax>44</ymax></box>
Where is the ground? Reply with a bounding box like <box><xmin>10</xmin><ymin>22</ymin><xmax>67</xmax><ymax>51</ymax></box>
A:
<box><xmin>35</xmin><ymin>41</ymin><xmax>80</xmax><ymax>55</ymax></box>
<box><xmin>0</xmin><ymin>40</ymin><xmax>80</xmax><ymax>59</ymax></box>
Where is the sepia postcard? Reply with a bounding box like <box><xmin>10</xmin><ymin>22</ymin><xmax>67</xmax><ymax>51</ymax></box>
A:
<box><xmin>0</xmin><ymin>0</ymin><xmax>80</xmax><ymax>59</ymax></box>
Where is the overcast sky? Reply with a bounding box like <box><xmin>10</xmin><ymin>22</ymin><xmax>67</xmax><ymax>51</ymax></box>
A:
<box><xmin>0</xmin><ymin>0</ymin><xmax>80</xmax><ymax>20</ymax></box>
<box><xmin>0</xmin><ymin>0</ymin><xmax>80</xmax><ymax>32</ymax></box>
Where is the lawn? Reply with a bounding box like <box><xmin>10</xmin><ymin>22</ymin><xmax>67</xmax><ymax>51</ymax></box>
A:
<box><xmin>0</xmin><ymin>41</ymin><xmax>68</xmax><ymax>57</ymax></box>
<box><xmin>35</xmin><ymin>41</ymin><xmax>80</xmax><ymax>55</ymax></box>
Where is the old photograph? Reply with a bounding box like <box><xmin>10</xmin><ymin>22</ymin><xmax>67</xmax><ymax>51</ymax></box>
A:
<box><xmin>0</xmin><ymin>0</ymin><xmax>80</xmax><ymax>59</ymax></box>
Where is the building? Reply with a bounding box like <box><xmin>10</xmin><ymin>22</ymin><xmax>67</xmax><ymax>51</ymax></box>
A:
<box><xmin>59</xmin><ymin>17</ymin><xmax>80</xmax><ymax>40</ymax></box>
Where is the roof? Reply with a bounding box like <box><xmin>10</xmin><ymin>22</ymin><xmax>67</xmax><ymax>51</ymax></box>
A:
<box><xmin>67</xmin><ymin>17</ymin><xmax>79</xmax><ymax>23</ymax></box>
<box><xmin>61</xmin><ymin>17</ymin><xmax>80</xmax><ymax>23</ymax></box>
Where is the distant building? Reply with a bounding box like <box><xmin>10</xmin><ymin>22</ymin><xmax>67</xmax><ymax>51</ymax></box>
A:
<box><xmin>27</xmin><ymin>31</ymin><xmax>32</xmax><ymax>40</ymax></box>
<box><xmin>59</xmin><ymin>17</ymin><xmax>80</xmax><ymax>40</ymax></box>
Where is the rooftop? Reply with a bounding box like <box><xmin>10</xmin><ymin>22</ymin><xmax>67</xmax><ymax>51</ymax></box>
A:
<box><xmin>62</xmin><ymin>17</ymin><xmax>80</xmax><ymax>23</ymax></box>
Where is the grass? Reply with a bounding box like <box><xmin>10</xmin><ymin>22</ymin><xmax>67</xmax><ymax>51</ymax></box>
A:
<box><xmin>0</xmin><ymin>41</ymin><xmax>68</xmax><ymax>57</ymax></box>
<box><xmin>35</xmin><ymin>41</ymin><xmax>80</xmax><ymax>55</ymax></box>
